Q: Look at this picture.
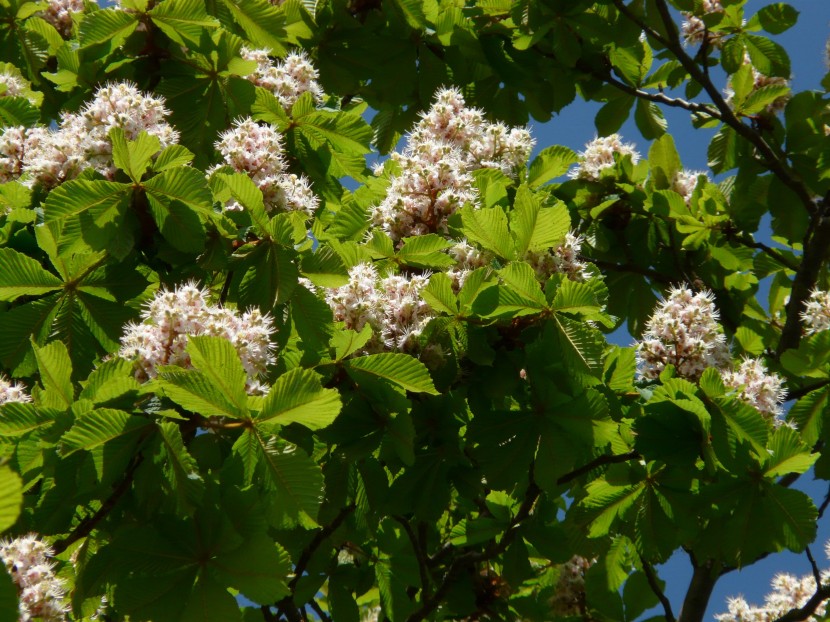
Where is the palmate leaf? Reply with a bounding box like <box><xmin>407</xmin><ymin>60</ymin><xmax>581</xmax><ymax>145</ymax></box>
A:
<box><xmin>216</xmin><ymin>172</ymin><xmax>270</xmax><ymax>235</ymax></box>
<box><xmin>111</xmin><ymin>129</ymin><xmax>160</xmax><ymax>183</ymax></box>
<box><xmin>788</xmin><ymin>386</ymin><xmax>830</xmax><ymax>446</ymax></box>
<box><xmin>300</xmin><ymin>245</ymin><xmax>350</xmax><ymax>287</ymax></box>
<box><xmin>159</xmin><ymin>368</ymin><xmax>248</xmax><ymax>419</ymax></box>
<box><xmin>0</xmin><ymin>248</ymin><xmax>62</xmax><ymax>301</ymax></box>
<box><xmin>509</xmin><ymin>185</ymin><xmax>571</xmax><ymax>255</ymax></box>
<box><xmin>220</xmin><ymin>0</ymin><xmax>287</xmax><ymax>55</ymax></box>
<box><xmin>0</xmin><ymin>294</ymin><xmax>61</xmax><ymax>374</ymax></box>
<box><xmin>78</xmin><ymin>8</ymin><xmax>138</xmax><ymax>50</ymax></box>
<box><xmin>763</xmin><ymin>425</ymin><xmax>817</xmax><ymax>478</ymax></box>
<box><xmin>256</xmin><ymin>368</ymin><xmax>341</xmax><ymax>431</ymax></box>
<box><xmin>0</xmin><ymin>465</ymin><xmax>22</xmax><ymax>532</ymax></box>
<box><xmin>457</xmin><ymin>205</ymin><xmax>514</xmax><ymax>260</ymax></box>
<box><xmin>149</xmin><ymin>0</ymin><xmax>219</xmax><ymax>46</ymax></box>
<box><xmin>185</xmin><ymin>336</ymin><xmax>249</xmax><ymax>415</ymax></box>
<box><xmin>396</xmin><ymin>234</ymin><xmax>455</xmax><ymax>269</ymax></box>
<box><xmin>345</xmin><ymin>354</ymin><xmax>439</xmax><ymax>395</ymax></box>
<box><xmin>527</xmin><ymin>145</ymin><xmax>579</xmax><ymax>187</ymax></box>
<box><xmin>158</xmin><ymin>422</ymin><xmax>205</xmax><ymax>515</ymax></box>
<box><xmin>551</xmin><ymin>315</ymin><xmax>605</xmax><ymax>375</ymax></box>
<box><xmin>144</xmin><ymin>167</ymin><xmax>212</xmax><ymax>253</ymax></box>
<box><xmin>0</xmin><ymin>402</ymin><xmax>54</xmax><ymax>437</ymax></box>
<box><xmin>61</xmin><ymin>408</ymin><xmax>151</xmax><ymax>456</ymax></box>
<box><xmin>32</xmin><ymin>339</ymin><xmax>73</xmax><ymax>409</ymax></box>
<box><xmin>0</xmin><ymin>96</ymin><xmax>39</xmax><ymax>127</ymax></box>
<box><xmin>234</xmin><ymin>240</ymin><xmax>299</xmax><ymax>311</ymax></box>
<box><xmin>581</xmin><ymin>477</ymin><xmax>646</xmax><ymax>539</ymax></box>
<box><xmin>233</xmin><ymin>432</ymin><xmax>323</xmax><ymax>526</ymax></box>
<box><xmin>210</xmin><ymin>533</ymin><xmax>291</xmax><ymax>604</ymax></box>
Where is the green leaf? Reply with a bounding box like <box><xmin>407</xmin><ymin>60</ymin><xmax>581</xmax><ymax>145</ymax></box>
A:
<box><xmin>32</xmin><ymin>339</ymin><xmax>73</xmax><ymax>408</ymax></box>
<box><xmin>153</xmin><ymin>144</ymin><xmax>195</xmax><ymax>172</ymax></box>
<box><xmin>300</xmin><ymin>245</ymin><xmax>349</xmax><ymax>287</ymax></box>
<box><xmin>61</xmin><ymin>408</ymin><xmax>150</xmax><ymax>455</ymax></box>
<box><xmin>213</xmin><ymin>534</ymin><xmax>291</xmax><ymax>604</ymax></box>
<box><xmin>0</xmin><ymin>248</ymin><xmax>62</xmax><ymax>301</ymax></box>
<box><xmin>744</xmin><ymin>34</ymin><xmax>791</xmax><ymax>78</ymax></box>
<box><xmin>234</xmin><ymin>433</ymin><xmax>323</xmax><ymax>525</ymax></box>
<box><xmin>256</xmin><ymin>368</ymin><xmax>341</xmax><ymax>431</ymax></box>
<box><xmin>78</xmin><ymin>8</ymin><xmax>139</xmax><ymax>50</ymax></box>
<box><xmin>741</xmin><ymin>85</ymin><xmax>791</xmax><ymax>115</ymax></box>
<box><xmin>527</xmin><ymin>145</ymin><xmax>579</xmax><ymax>187</ymax></box>
<box><xmin>763</xmin><ymin>425</ymin><xmax>817</xmax><ymax>478</ymax></box>
<box><xmin>510</xmin><ymin>185</ymin><xmax>570</xmax><ymax>256</ymax></box>
<box><xmin>221</xmin><ymin>0</ymin><xmax>288</xmax><ymax>55</ymax></box>
<box><xmin>421</xmin><ymin>273</ymin><xmax>458</xmax><ymax>315</ymax></box>
<box><xmin>42</xmin><ymin>179</ymin><xmax>132</xmax><ymax>257</ymax></box>
<box><xmin>111</xmin><ymin>129</ymin><xmax>161</xmax><ymax>183</ymax></box>
<box><xmin>0</xmin><ymin>402</ymin><xmax>54</xmax><ymax>437</ymax></box>
<box><xmin>158</xmin><ymin>421</ymin><xmax>205</xmax><ymax>515</ymax></box>
<box><xmin>595</xmin><ymin>95</ymin><xmax>635</xmax><ymax>136</ymax></box>
<box><xmin>217</xmin><ymin>172</ymin><xmax>270</xmax><ymax>234</ymax></box>
<box><xmin>149</xmin><ymin>0</ymin><xmax>218</xmax><ymax>46</ymax></box>
<box><xmin>0</xmin><ymin>465</ymin><xmax>22</xmax><ymax>532</ymax></box>
<box><xmin>0</xmin><ymin>566</ymin><xmax>17</xmax><ymax>622</ymax></box>
<box><xmin>159</xmin><ymin>368</ymin><xmax>248</xmax><ymax>420</ymax></box>
<box><xmin>185</xmin><ymin>336</ymin><xmax>249</xmax><ymax>416</ymax></box>
<box><xmin>235</xmin><ymin>241</ymin><xmax>299</xmax><ymax>311</ymax></box>
<box><xmin>552</xmin><ymin>315</ymin><xmax>605</xmax><ymax>376</ymax></box>
<box><xmin>396</xmin><ymin>234</ymin><xmax>454</xmax><ymax>269</ymax></box>
<box><xmin>708</xmin><ymin>125</ymin><xmax>740</xmax><ymax>174</ymax></box>
<box><xmin>788</xmin><ymin>386</ymin><xmax>830</xmax><ymax>446</ymax></box>
<box><xmin>582</xmin><ymin>477</ymin><xmax>645</xmax><ymax>538</ymax></box>
<box><xmin>251</xmin><ymin>87</ymin><xmax>291</xmax><ymax>130</ymax></box>
<box><xmin>0</xmin><ymin>97</ymin><xmax>39</xmax><ymax>128</ymax></box>
<box><xmin>458</xmin><ymin>205</ymin><xmax>513</xmax><ymax>260</ymax></box>
<box><xmin>144</xmin><ymin>167</ymin><xmax>212</xmax><ymax>253</ymax></box>
<box><xmin>648</xmin><ymin>134</ymin><xmax>682</xmax><ymax>187</ymax></box>
<box><xmin>551</xmin><ymin>279</ymin><xmax>602</xmax><ymax>315</ymax></box>
<box><xmin>346</xmin><ymin>353</ymin><xmax>439</xmax><ymax>394</ymax></box>
<box><xmin>331</xmin><ymin>325</ymin><xmax>373</xmax><ymax>361</ymax></box>
<box><xmin>634</xmin><ymin>99</ymin><xmax>667</xmax><ymax>140</ymax></box>
<box><xmin>750</xmin><ymin>3</ymin><xmax>799</xmax><ymax>34</ymax></box>
<box><xmin>181</xmin><ymin>576</ymin><xmax>242</xmax><ymax>622</ymax></box>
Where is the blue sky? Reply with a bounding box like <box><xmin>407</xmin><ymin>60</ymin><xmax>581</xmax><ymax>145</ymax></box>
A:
<box><xmin>521</xmin><ymin>2</ymin><xmax>830</xmax><ymax>617</ymax></box>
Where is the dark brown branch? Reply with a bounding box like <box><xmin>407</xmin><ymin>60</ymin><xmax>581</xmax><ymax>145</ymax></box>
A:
<box><xmin>806</xmin><ymin>545</ymin><xmax>822</xmax><ymax>587</ymax></box>
<box><xmin>788</xmin><ymin>379</ymin><xmax>830</xmax><ymax>402</ymax></box>
<box><xmin>275</xmin><ymin>504</ymin><xmax>356</xmax><ymax>619</ymax></box>
<box><xmin>640</xmin><ymin>555</ymin><xmax>676</xmax><ymax>622</ymax></box>
<box><xmin>818</xmin><ymin>484</ymin><xmax>830</xmax><ymax>520</ymax></box>
<box><xmin>557</xmin><ymin>450</ymin><xmax>641</xmax><ymax>486</ymax></box>
<box><xmin>777</xmin><ymin>198</ymin><xmax>830</xmax><ymax>355</ymax></box>
<box><xmin>393</xmin><ymin>516</ymin><xmax>432</xmax><ymax>599</ymax></box>
<box><xmin>307</xmin><ymin>600</ymin><xmax>331</xmax><ymax>622</ymax></box>
<box><xmin>590</xmin><ymin>69</ymin><xmax>719</xmax><ymax>118</ymax></box>
<box><xmin>678</xmin><ymin>560</ymin><xmax>719</xmax><ymax>622</ymax></box>
<box><xmin>727</xmin><ymin>232</ymin><xmax>800</xmax><ymax>273</ymax></box>
<box><xmin>611</xmin><ymin>0</ymin><xmax>816</xmax><ymax>218</ymax></box>
<box><xmin>52</xmin><ymin>452</ymin><xmax>145</xmax><ymax>555</ymax></box>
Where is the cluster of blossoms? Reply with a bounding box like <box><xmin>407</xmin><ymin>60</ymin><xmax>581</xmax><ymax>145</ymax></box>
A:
<box><xmin>721</xmin><ymin>357</ymin><xmax>787</xmax><ymax>418</ymax></box>
<box><xmin>0</xmin><ymin>66</ymin><xmax>36</xmax><ymax>104</ymax></box>
<box><xmin>715</xmin><ymin>547</ymin><xmax>830</xmax><ymax>622</ymax></box>
<box><xmin>371</xmin><ymin>87</ymin><xmax>533</xmax><ymax>242</ymax></box>
<box><xmin>119</xmin><ymin>282</ymin><xmax>275</xmax><ymax>392</ymax></box>
<box><xmin>447</xmin><ymin>240</ymin><xmax>493</xmax><ymax>290</ymax></box>
<box><xmin>39</xmin><ymin>0</ymin><xmax>85</xmax><ymax>38</ymax></box>
<box><xmin>671</xmin><ymin>169</ymin><xmax>709</xmax><ymax>205</ymax></box>
<box><xmin>240</xmin><ymin>48</ymin><xmax>324</xmax><ymax>112</ymax></box>
<box><xmin>680</xmin><ymin>0</ymin><xmax>726</xmax><ymax>47</ymax></box>
<box><xmin>638</xmin><ymin>286</ymin><xmax>787</xmax><ymax>419</ymax></box>
<box><xmin>800</xmin><ymin>289</ymin><xmax>830</xmax><ymax>336</ymax></box>
<box><xmin>636</xmin><ymin>286</ymin><xmax>731</xmax><ymax>381</ymax></box>
<box><xmin>324</xmin><ymin>263</ymin><xmax>434</xmax><ymax>353</ymax></box>
<box><xmin>569</xmin><ymin>134</ymin><xmax>640</xmax><ymax>182</ymax></box>
<box><xmin>0</xmin><ymin>534</ymin><xmax>68</xmax><ymax>621</ymax></box>
<box><xmin>0</xmin><ymin>82</ymin><xmax>177</xmax><ymax>188</ymax></box>
<box><xmin>213</xmin><ymin>117</ymin><xmax>318</xmax><ymax>217</ymax></box>
<box><xmin>549</xmin><ymin>556</ymin><xmax>594</xmax><ymax>617</ymax></box>
<box><xmin>524</xmin><ymin>232</ymin><xmax>591</xmax><ymax>283</ymax></box>
<box><xmin>0</xmin><ymin>374</ymin><xmax>31</xmax><ymax>405</ymax></box>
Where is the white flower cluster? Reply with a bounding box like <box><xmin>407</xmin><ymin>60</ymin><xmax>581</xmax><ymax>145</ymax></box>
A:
<box><xmin>371</xmin><ymin>87</ymin><xmax>533</xmax><ymax>242</ymax></box>
<box><xmin>671</xmin><ymin>169</ymin><xmax>708</xmax><ymax>205</ymax></box>
<box><xmin>721</xmin><ymin>357</ymin><xmax>787</xmax><ymax>419</ymax></box>
<box><xmin>0</xmin><ymin>374</ymin><xmax>31</xmax><ymax>405</ymax></box>
<box><xmin>802</xmin><ymin>289</ymin><xmax>830</xmax><ymax>336</ymax></box>
<box><xmin>681</xmin><ymin>0</ymin><xmax>726</xmax><ymax>47</ymax></box>
<box><xmin>637</xmin><ymin>286</ymin><xmax>730</xmax><ymax>381</ymax></box>
<box><xmin>324</xmin><ymin>263</ymin><xmax>433</xmax><ymax>353</ymax></box>
<box><xmin>715</xmin><ymin>567</ymin><xmax>830</xmax><ymax>622</ymax></box>
<box><xmin>39</xmin><ymin>0</ymin><xmax>85</xmax><ymax>38</ymax></box>
<box><xmin>0</xmin><ymin>534</ymin><xmax>68</xmax><ymax>622</ymax></box>
<box><xmin>569</xmin><ymin>134</ymin><xmax>640</xmax><ymax>182</ymax></box>
<box><xmin>3</xmin><ymin>82</ymin><xmax>177</xmax><ymax>188</ymax></box>
<box><xmin>550</xmin><ymin>555</ymin><xmax>593</xmax><ymax>617</ymax></box>
<box><xmin>214</xmin><ymin>117</ymin><xmax>318</xmax><ymax>217</ymax></box>
<box><xmin>524</xmin><ymin>231</ymin><xmax>591</xmax><ymax>283</ymax></box>
<box><xmin>119</xmin><ymin>282</ymin><xmax>275</xmax><ymax>391</ymax></box>
<box><xmin>240</xmin><ymin>48</ymin><xmax>324</xmax><ymax>112</ymax></box>
<box><xmin>0</xmin><ymin>70</ymin><xmax>29</xmax><ymax>101</ymax></box>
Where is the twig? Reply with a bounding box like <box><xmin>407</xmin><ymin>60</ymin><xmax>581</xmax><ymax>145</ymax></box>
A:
<box><xmin>727</xmin><ymin>232</ymin><xmax>800</xmax><ymax>273</ymax></box>
<box><xmin>557</xmin><ymin>450</ymin><xmax>641</xmax><ymax>486</ymax></box>
<box><xmin>52</xmin><ymin>452</ymin><xmax>145</xmax><ymax>555</ymax></box>
<box><xmin>640</xmin><ymin>555</ymin><xmax>676</xmax><ymax>622</ymax></box>
<box><xmin>817</xmin><ymin>484</ymin><xmax>830</xmax><ymax>520</ymax></box>
<box><xmin>394</xmin><ymin>516</ymin><xmax>432</xmax><ymax>598</ymax></box>
<box><xmin>275</xmin><ymin>504</ymin><xmax>356</xmax><ymax>619</ymax></box>
<box><xmin>307</xmin><ymin>600</ymin><xmax>331</xmax><ymax>622</ymax></box>
<box><xmin>806</xmin><ymin>545</ymin><xmax>822</xmax><ymax>587</ymax></box>
<box><xmin>787</xmin><ymin>379</ymin><xmax>830</xmax><ymax>402</ymax></box>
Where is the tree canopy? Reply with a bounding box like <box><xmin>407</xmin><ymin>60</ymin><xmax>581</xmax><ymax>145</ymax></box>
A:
<box><xmin>0</xmin><ymin>0</ymin><xmax>828</xmax><ymax>621</ymax></box>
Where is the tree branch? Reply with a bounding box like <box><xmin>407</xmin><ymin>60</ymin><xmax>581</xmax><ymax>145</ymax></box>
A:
<box><xmin>394</xmin><ymin>516</ymin><xmax>432</xmax><ymax>599</ymax></box>
<box><xmin>726</xmin><ymin>231</ymin><xmax>800</xmax><ymax>273</ymax></box>
<box><xmin>640</xmin><ymin>556</ymin><xmax>676</xmax><ymax>622</ymax></box>
<box><xmin>806</xmin><ymin>545</ymin><xmax>822</xmax><ymax>587</ymax></box>
<box><xmin>610</xmin><ymin>0</ymin><xmax>816</xmax><ymax>218</ymax></box>
<box><xmin>771</xmin><ymin>584</ymin><xmax>830</xmax><ymax>622</ymax></box>
<box><xmin>678</xmin><ymin>560</ymin><xmax>720</xmax><ymax>622</ymax></box>
<box><xmin>52</xmin><ymin>452</ymin><xmax>145</xmax><ymax>555</ymax></box>
<box><xmin>307</xmin><ymin>600</ymin><xmax>332</xmax><ymax>622</ymax></box>
<box><xmin>557</xmin><ymin>450</ymin><xmax>641</xmax><ymax>486</ymax></box>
